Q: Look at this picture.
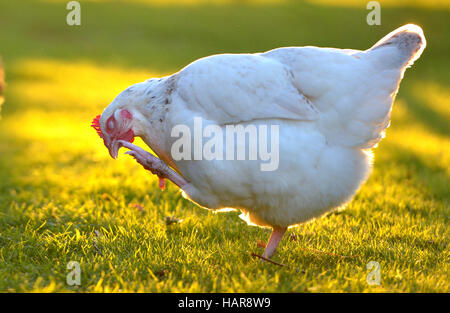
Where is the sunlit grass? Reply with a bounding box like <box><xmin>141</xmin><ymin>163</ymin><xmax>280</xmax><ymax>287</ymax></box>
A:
<box><xmin>10</xmin><ymin>58</ymin><xmax>160</xmax><ymax>112</ymax></box>
<box><xmin>307</xmin><ymin>0</ymin><xmax>450</xmax><ymax>9</ymax></box>
<box><xmin>44</xmin><ymin>0</ymin><xmax>287</xmax><ymax>6</ymax></box>
<box><xmin>44</xmin><ymin>0</ymin><xmax>449</xmax><ymax>8</ymax></box>
<box><xmin>0</xmin><ymin>0</ymin><xmax>448</xmax><ymax>292</ymax></box>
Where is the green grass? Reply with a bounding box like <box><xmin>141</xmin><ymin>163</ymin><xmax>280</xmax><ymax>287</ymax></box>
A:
<box><xmin>0</xmin><ymin>0</ymin><xmax>448</xmax><ymax>292</ymax></box>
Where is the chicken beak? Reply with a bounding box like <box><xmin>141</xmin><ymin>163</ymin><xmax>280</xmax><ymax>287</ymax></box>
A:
<box><xmin>107</xmin><ymin>139</ymin><xmax>122</xmax><ymax>159</ymax></box>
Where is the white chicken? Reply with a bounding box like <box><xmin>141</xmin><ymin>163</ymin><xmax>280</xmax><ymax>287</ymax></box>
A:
<box><xmin>92</xmin><ymin>24</ymin><xmax>426</xmax><ymax>259</ymax></box>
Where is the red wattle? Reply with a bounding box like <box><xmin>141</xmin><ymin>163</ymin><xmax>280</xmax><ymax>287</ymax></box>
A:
<box><xmin>159</xmin><ymin>177</ymin><xmax>165</xmax><ymax>191</ymax></box>
<box><xmin>119</xmin><ymin>129</ymin><xmax>135</xmax><ymax>143</ymax></box>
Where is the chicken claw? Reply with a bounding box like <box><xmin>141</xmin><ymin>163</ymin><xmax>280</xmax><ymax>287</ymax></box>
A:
<box><xmin>119</xmin><ymin>140</ymin><xmax>188</xmax><ymax>190</ymax></box>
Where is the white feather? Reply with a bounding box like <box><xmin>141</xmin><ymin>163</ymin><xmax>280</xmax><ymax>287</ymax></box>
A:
<box><xmin>106</xmin><ymin>24</ymin><xmax>426</xmax><ymax>228</ymax></box>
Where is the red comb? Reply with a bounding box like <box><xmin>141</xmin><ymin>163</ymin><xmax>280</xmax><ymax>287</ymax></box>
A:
<box><xmin>91</xmin><ymin>115</ymin><xmax>105</xmax><ymax>140</ymax></box>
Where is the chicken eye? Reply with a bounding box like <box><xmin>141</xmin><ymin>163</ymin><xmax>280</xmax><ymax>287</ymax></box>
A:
<box><xmin>106</xmin><ymin>117</ymin><xmax>115</xmax><ymax>133</ymax></box>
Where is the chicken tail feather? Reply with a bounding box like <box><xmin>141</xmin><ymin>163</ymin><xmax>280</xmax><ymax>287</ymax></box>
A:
<box><xmin>368</xmin><ymin>24</ymin><xmax>426</xmax><ymax>68</ymax></box>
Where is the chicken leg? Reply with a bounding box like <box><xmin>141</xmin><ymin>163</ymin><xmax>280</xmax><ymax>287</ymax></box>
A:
<box><xmin>119</xmin><ymin>140</ymin><xmax>188</xmax><ymax>190</ymax></box>
<box><xmin>262</xmin><ymin>226</ymin><xmax>287</xmax><ymax>259</ymax></box>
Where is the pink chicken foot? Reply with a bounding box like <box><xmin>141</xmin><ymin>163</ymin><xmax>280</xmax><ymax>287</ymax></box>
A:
<box><xmin>262</xmin><ymin>226</ymin><xmax>287</xmax><ymax>259</ymax></box>
<box><xmin>118</xmin><ymin>140</ymin><xmax>188</xmax><ymax>190</ymax></box>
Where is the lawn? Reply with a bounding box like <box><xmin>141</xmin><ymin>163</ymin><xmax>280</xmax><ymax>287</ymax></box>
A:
<box><xmin>0</xmin><ymin>0</ymin><xmax>448</xmax><ymax>292</ymax></box>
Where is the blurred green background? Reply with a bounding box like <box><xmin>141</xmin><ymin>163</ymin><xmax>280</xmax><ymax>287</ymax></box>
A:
<box><xmin>0</xmin><ymin>0</ymin><xmax>448</xmax><ymax>292</ymax></box>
